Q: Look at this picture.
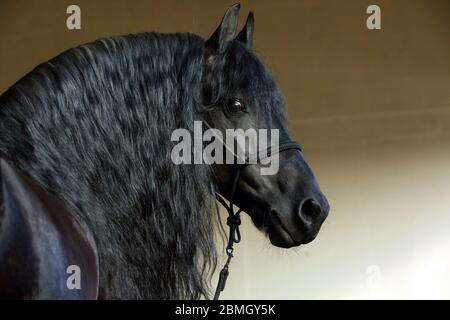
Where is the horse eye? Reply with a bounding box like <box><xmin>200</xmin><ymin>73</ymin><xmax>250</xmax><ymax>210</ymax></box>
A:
<box><xmin>227</xmin><ymin>98</ymin><xmax>246</xmax><ymax>113</ymax></box>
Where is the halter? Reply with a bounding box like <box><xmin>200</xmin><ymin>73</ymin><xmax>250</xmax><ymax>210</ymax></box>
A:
<box><xmin>204</xmin><ymin>122</ymin><xmax>302</xmax><ymax>300</ymax></box>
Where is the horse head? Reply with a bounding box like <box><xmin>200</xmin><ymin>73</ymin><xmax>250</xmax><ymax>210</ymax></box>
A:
<box><xmin>203</xmin><ymin>4</ymin><xmax>329</xmax><ymax>248</ymax></box>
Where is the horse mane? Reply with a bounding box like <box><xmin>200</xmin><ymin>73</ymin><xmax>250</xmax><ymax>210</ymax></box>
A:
<box><xmin>0</xmin><ymin>32</ymin><xmax>219</xmax><ymax>299</ymax></box>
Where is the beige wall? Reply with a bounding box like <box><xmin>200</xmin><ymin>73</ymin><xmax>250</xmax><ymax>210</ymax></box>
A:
<box><xmin>1</xmin><ymin>0</ymin><xmax>449</xmax><ymax>299</ymax></box>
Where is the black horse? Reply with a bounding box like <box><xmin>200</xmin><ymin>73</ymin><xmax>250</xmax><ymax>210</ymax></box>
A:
<box><xmin>0</xmin><ymin>4</ymin><xmax>329</xmax><ymax>299</ymax></box>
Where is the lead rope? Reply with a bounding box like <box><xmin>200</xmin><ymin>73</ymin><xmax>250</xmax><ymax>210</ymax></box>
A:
<box><xmin>213</xmin><ymin>168</ymin><xmax>242</xmax><ymax>300</ymax></box>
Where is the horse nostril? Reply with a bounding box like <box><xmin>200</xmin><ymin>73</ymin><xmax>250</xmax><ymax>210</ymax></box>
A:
<box><xmin>299</xmin><ymin>198</ymin><xmax>323</xmax><ymax>225</ymax></box>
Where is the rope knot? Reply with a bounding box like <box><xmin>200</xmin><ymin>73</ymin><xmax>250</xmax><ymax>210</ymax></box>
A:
<box><xmin>226</xmin><ymin>214</ymin><xmax>241</xmax><ymax>227</ymax></box>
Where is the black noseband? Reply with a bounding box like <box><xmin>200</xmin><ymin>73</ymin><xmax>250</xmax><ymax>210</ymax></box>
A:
<box><xmin>245</xmin><ymin>140</ymin><xmax>302</xmax><ymax>163</ymax></box>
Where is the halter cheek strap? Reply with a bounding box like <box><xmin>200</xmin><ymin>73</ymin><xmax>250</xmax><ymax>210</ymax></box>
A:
<box><xmin>213</xmin><ymin>133</ymin><xmax>302</xmax><ymax>300</ymax></box>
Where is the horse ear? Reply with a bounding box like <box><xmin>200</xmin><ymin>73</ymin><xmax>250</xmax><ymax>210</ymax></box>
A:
<box><xmin>205</xmin><ymin>3</ymin><xmax>240</xmax><ymax>55</ymax></box>
<box><xmin>236</xmin><ymin>11</ymin><xmax>254</xmax><ymax>49</ymax></box>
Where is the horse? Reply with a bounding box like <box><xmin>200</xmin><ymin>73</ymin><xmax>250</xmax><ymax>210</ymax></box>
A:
<box><xmin>0</xmin><ymin>4</ymin><xmax>329</xmax><ymax>299</ymax></box>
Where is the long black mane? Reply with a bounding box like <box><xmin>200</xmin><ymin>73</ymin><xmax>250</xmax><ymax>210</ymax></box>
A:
<box><xmin>0</xmin><ymin>32</ymin><xmax>219</xmax><ymax>299</ymax></box>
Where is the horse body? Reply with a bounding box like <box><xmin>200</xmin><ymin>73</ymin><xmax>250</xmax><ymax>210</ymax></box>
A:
<box><xmin>0</xmin><ymin>4</ymin><xmax>329</xmax><ymax>299</ymax></box>
<box><xmin>0</xmin><ymin>159</ymin><xmax>98</xmax><ymax>299</ymax></box>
